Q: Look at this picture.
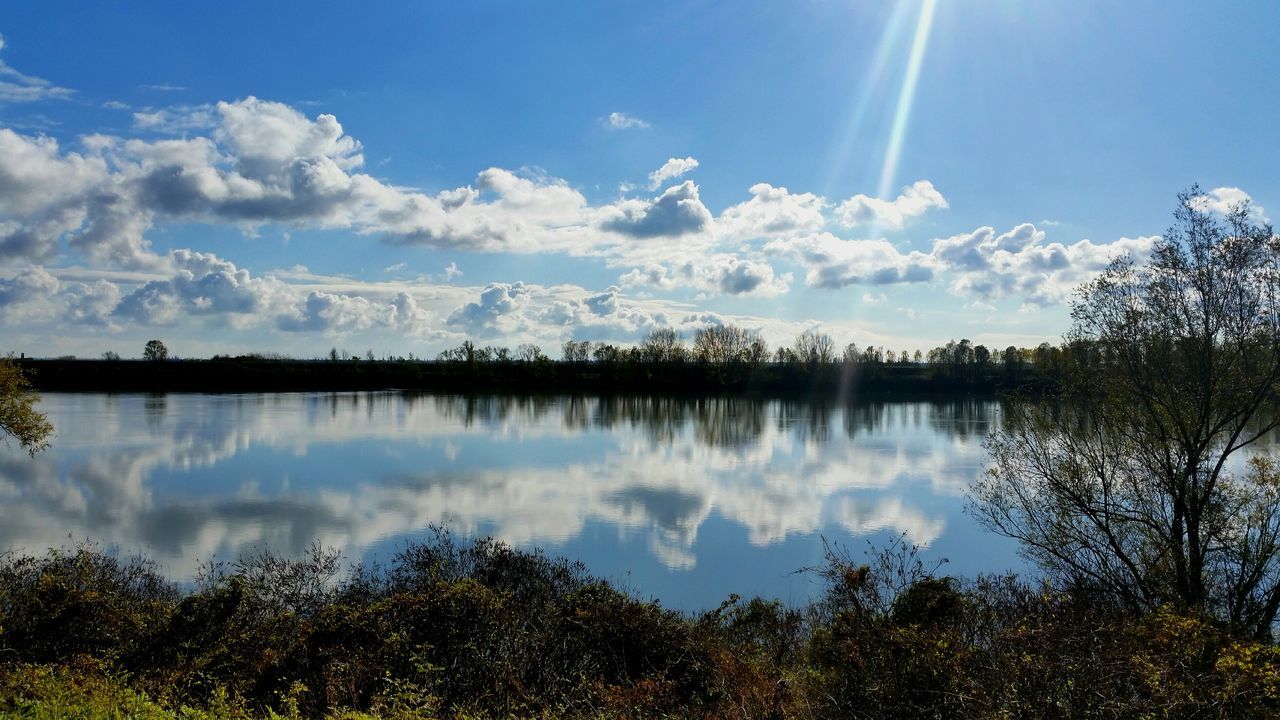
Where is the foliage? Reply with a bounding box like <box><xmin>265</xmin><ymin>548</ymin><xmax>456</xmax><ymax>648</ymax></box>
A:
<box><xmin>144</xmin><ymin>339</ymin><xmax>169</xmax><ymax>361</ymax></box>
<box><xmin>4</xmin><ymin>532</ymin><xmax>1280</xmax><ymax>719</ymax></box>
<box><xmin>974</xmin><ymin>188</ymin><xmax>1280</xmax><ymax>638</ymax></box>
<box><xmin>0</xmin><ymin>354</ymin><xmax>53</xmax><ymax>455</ymax></box>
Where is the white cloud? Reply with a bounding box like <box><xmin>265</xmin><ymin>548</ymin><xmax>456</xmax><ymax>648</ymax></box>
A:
<box><xmin>930</xmin><ymin>223</ymin><xmax>1158</xmax><ymax>307</ymax></box>
<box><xmin>716</xmin><ymin>183</ymin><xmax>827</xmax><ymax>241</ymax></box>
<box><xmin>647</xmin><ymin>156</ymin><xmax>698</xmax><ymax>190</ymax></box>
<box><xmin>836</xmin><ymin>179</ymin><xmax>947</xmax><ymax>230</ymax></box>
<box><xmin>0</xmin><ymin>33</ymin><xmax>74</xmax><ymax>103</ymax></box>
<box><xmin>132</xmin><ymin>104</ymin><xmax>217</xmax><ymax>133</ymax></box>
<box><xmin>0</xmin><ymin>74</ymin><xmax>1231</xmax><ymax>336</ymax></box>
<box><xmin>604</xmin><ymin>111</ymin><xmax>650</xmax><ymax>130</ymax></box>
<box><xmin>0</xmin><ymin>265</ymin><xmax>59</xmax><ymax>321</ymax></box>
<box><xmin>619</xmin><ymin>254</ymin><xmax>790</xmax><ymax>297</ymax></box>
<box><xmin>1191</xmin><ymin>186</ymin><xmax>1269</xmax><ymax>223</ymax></box>
<box><xmin>446</xmin><ymin>281</ymin><xmax>531</xmax><ymax>332</ymax></box>
<box><xmin>600</xmin><ymin>180</ymin><xmax>713</xmax><ymax>238</ymax></box>
<box><xmin>765</xmin><ymin>233</ymin><xmax>935</xmax><ymax>288</ymax></box>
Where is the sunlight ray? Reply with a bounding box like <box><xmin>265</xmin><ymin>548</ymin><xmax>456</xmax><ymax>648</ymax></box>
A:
<box><xmin>876</xmin><ymin>0</ymin><xmax>937</xmax><ymax>202</ymax></box>
<box><xmin>818</xmin><ymin>2</ymin><xmax>912</xmax><ymax>197</ymax></box>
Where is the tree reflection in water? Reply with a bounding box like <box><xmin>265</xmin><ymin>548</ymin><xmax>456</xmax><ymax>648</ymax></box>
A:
<box><xmin>0</xmin><ymin>392</ymin><xmax>1021</xmax><ymax>601</ymax></box>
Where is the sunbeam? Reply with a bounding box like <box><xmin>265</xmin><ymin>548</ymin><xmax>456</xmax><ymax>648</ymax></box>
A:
<box><xmin>818</xmin><ymin>2</ymin><xmax>912</xmax><ymax>197</ymax></box>
<box><xmin>876</xmin><ymin>0</ymin><xmax>937</xmax><ymax>202</ymax></box>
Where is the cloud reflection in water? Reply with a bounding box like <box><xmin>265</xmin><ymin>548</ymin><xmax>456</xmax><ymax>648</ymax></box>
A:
<box><xmin>0</xmin><ymin>393</ymin><xmax>1000</xmax><ymax>580</ymax></box>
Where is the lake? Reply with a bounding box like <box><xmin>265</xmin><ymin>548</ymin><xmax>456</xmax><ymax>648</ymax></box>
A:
<box><xmin>0</xmin><ymin>391</ymin><xmax>1026</xmax><ymax>609</ymax></box>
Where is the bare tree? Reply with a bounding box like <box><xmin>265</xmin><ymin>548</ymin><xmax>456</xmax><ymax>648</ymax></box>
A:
<box><xmin>639</xmin><ymin>327</ymin><xmax>685</xmax><ymax>362</ymax></box>
<box><xmin>973</xmin><ymin>188</ymin><xmax>1280</xmax><ymax>637</ymax></box>
<box><xmin>693</xmin><ymin>324</ymin><xmax>750</xmax><ymax>363</ymax></box>
<box><xmin>794</xmin><ymin>329</ymin><xmax>835</xmax><ymax>364</ymax></box>
<box><xmin>842</xmin><ymin>342</ymin><xmax>860</xmax><ymax>364</ymax></box>
<box><xmin>516</xmin><ymin>344</ymin><xmax>547</xmax><ymax>362</ymax></box>
<box><xmin>562</xmin><ymin>340</ymin><xmax>591</xmax><ymax>363</ymax></box>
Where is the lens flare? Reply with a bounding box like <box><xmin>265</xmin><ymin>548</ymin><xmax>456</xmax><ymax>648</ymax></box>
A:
<box><xmin>877</xmin><ymin>0</ymin><xmax>937</xmax><ymax>201</ymax></box>
<box><xmin>819</xmin><ymin>2</ymin><xmax>912</xmax><ymax>196</ymax></box>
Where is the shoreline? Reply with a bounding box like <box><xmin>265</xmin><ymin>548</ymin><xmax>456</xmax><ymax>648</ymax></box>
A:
<box><xmin>16</xmin><ymin>357</ymin><xmax>1047</xmax><ymax>396</ymax></box>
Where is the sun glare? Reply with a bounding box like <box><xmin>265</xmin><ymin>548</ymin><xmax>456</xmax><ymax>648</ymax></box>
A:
<box><xmin>877</xmin><ymin>0</ymin><xmax>938</xmax><ymax>202</ymax></box>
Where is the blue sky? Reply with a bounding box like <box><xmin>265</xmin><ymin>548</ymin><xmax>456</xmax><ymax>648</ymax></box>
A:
<box><xmin>0</xmin><ymin>1</ymin><xmax>1276</xmax><ymax>359</ymax></box>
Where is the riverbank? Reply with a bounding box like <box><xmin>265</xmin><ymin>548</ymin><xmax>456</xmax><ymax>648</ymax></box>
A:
<box><xmin>15</xmin><ymin>357</ymin><xmax>1044</xmax><ymax>396</ymax></box>
<box><xmin>1</xmin><ymin>534</ymin><xmax>1277</xmax><ymax>719</ymax></box>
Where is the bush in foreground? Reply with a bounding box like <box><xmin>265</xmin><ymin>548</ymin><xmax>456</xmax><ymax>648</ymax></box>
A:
<box><xmin>3</xmin><ymin>532</ymin><xmax>1280</xmax><ymax>719</ymax></box>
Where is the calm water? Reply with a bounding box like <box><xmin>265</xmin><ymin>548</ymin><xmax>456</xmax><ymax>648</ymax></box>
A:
<box><xmin>0</xmin><ymin>392</ymin><xmax>1025</xmax><ymax>609</ymax></box>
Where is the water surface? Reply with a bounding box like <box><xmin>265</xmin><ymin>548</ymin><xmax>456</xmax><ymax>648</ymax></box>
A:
<box><xmin>0</xmin><ymin>392</ymin><xmax>1024</xmax><ymax>609</ymax></box>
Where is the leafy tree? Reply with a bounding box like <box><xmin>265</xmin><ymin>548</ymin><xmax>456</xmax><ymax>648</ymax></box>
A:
<box><xmin>143</xmin><ymin>340</ymin><xmax>168</xmax><ymax>361</ymax></box>
<box><xmin>973</xmin><ymin>188</ymin><xmax>1280</xmax><ymax>637</ymax></box>
<box><xmin>0</xmin><ymin>355</ymin><xmax>53</xmax><ymax>456</ymax></box>
<box><xmin>973</xmin><ymin>344</ymin><xmax>990</xmax><ymax>369</ymax></box>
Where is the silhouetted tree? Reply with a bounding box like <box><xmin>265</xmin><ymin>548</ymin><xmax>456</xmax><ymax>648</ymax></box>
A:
<box><xmin>516</xmin><ymin>344</ymin><xmax>547</xmax><ymax>362</ymax></box>
<box><xmin>143</xmin><ymin>340</ymin><xmax>168</xmax><ymax>361</ymax></box>
<box><xmin>974</xmin><ymin>188</ymin><xmax>1280</xmax><ymax>637</ymax></box>
<box><xmin>640</xmin><ymin>328</ymin><xmax>685</xmax><ymax>362</ymax></box>
<box><xmin>795</xmin><ymin>329</ymin><xmax>835</xmax><ymax>365</ymax></box>
<box><xmin>693</xmin><ymin>325</ymin><xmax>751</xmax><ymax>363</ymax></box>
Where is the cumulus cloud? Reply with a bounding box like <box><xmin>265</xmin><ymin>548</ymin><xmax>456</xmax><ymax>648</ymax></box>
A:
<box><xmin>1191</xmin><ymin>186</ymin><xmax>1269</xmax><ymax>223</ymax></box>
<box><xmin>275</xmin><ymin>290</ymin><xmax>430</xmax><ymax>336</ymax></box>
<box><xmin>600</xmin><ymin>181</ymin><xmax>713</xmax><ymax>238</ymax></box>
<box><xmin>716</xmin><ymin>183</ymin><xmax>827</xmax><ymax>241</ymax></box>
<box><xmin>0</xmin><ymin>247</ymin><xmax>444</xmax><ymax>340</ymax></box>
<box><xmin>446</xmin><ymin>281</ymin><xmax>531</xmax><ymax>332</ymax></box>
<box><xmin>604</xmin><ymin>111</ymin><xmax>649</xmax><ymax>130</ymax></box>
<box><xmin>766</xmin><ymin>233</ymin><xmax>935</xmax><ymax>289</ymax></box>
<box><xmin>0</xmin><ymin>69</ymin><xmax>1227</xmax><ymax>332</ymax></box>
<box><xmin>836</xmin><ymin>180</ymin><xmax>947</xmax><ymax>230</ymax></box>
<box><xmin>0</xmin><ymin>34</ymin><xmax>74</xmax><ymax>103</ymax></box>
<box><xmin>113</xmin><ymin>249</ymin><xmax>279</xmax><ymax>324</ymax></box>
<box><xmin>620</xmin><ymin>255</ymin><xmax>790</xmax><ymax>297</ymax></box>
<box><xmin>0</xmin><ymin>265</ymin><xmax>58</xmax><ymax>317</ymax></box>
<box><xmin>0</xmin><ymin>98</ymin><xmax>610</xmax><ymax>266</ymax></box>
<box><xmin>647</xmin><ymin>156</ymin><xmax>698</xmax><ymax>190</ymax></box>
<box><xmin>442</xmin><ymin>282</ymin><xmax>746</xmax><ymax>342</ymax></box>
<box><xmin>930</xmin><ymin>223</ymin><xmax>1158</xmax><ymax>307</ymax></box>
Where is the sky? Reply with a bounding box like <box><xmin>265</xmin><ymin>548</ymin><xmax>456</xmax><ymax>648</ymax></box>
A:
<box><xmin>0</xmin><ymin>1</ymin><xmax>1276</xmax><ymax>360</ymax></box>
